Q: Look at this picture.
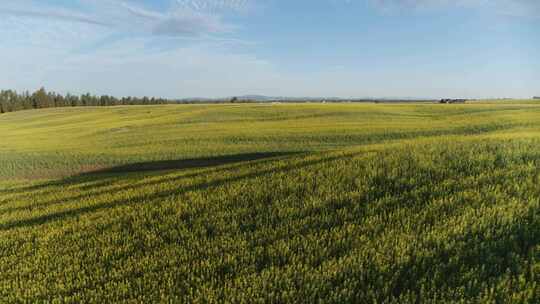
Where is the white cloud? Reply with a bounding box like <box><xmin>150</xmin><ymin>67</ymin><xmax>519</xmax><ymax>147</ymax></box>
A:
<box><xmin>0</xmin><ymin>0</ymin><xmax>267</xmax><ymax>98</ymax></box>
<box><xmin>0</xmin><ymin>0</ymin><xmax>537</xmax><ymax>99</ymax></box>
<box><xmin>0</xmin><ymin>7</ymin><xmax>109</xmax><ymax>27</ymax></box>
<box><xmin>0</xmin><ymin>5</ymin><xmax>273</xmax><ymax>98</ymax></box>
<box><xmin>367</xmin><ymin>0</ymin><xmax>540</xmax><ymax>17</ymax></box>
<box><xmin>175</xmin><ymin>0</ymin><xmax>253</xmax><ymax>12</ymax></box>
<box><xmin>0</xmin><ymin>0</ymin><xmax>237</xmax><ymax>37</ymax></box>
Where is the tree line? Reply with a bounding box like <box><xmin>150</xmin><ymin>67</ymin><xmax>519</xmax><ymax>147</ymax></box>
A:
<box><xmin>0</xmin><ymin>88</ymin><xmax>176</xmax><ymax>114</ymax></box>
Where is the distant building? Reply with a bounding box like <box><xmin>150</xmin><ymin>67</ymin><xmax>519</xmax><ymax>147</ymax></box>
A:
<box><xmin>440</xmin><ymin>99</ymin><xmax>467</xmax><ymax>104</ymax></box>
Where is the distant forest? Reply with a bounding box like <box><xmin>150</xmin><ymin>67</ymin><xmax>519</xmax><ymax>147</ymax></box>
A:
<box><xmin>0</xmin><ymin>88</ymin><xmax>178</xmax><ymax>114</ymax></box>
<box><xmin>0</xmin><ymin>88</ymin><xmax>451</xmax><ymax>114</ymax></box>
<box><xmin>0</xmin><ymin>88</ymin><xmax>307</xmax><ymax>114</ymax></box>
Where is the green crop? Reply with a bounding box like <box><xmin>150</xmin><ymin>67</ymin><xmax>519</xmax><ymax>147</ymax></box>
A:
<box><xmin>1</xmin><ymin>103</ymin><xmax>539</xmax><ymax>303</ymax></box>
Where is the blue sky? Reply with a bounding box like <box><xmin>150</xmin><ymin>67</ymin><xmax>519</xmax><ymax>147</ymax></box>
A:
<box><xmin>0</xmin><ymin>0</ymin><xmax>538</xmax><ymax>98</ymax></box>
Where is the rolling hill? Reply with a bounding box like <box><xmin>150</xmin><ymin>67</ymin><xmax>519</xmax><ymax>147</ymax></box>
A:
<box><xmin>1</xmin><ymin>103</ymin><xmax>539</xmax><ymax>303</ymax></box>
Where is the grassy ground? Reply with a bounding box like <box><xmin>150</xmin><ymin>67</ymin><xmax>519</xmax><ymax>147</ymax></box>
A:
<box><xmin>1</xmin><ymin>103</ymin><xmax>539</xmax><ymax>303</ymax></box>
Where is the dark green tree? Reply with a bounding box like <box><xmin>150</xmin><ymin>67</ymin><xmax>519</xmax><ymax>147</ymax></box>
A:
<box><xmin>32</xmin><ymin>87</ymin><xmax>51</xmax><ymax>109</ymax></box>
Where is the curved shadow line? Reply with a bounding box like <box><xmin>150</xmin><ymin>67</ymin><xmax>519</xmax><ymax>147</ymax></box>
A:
<box><xmin>0</xmin><ymin>151</ymin><xmax>362</xmax><ymax>231</ymax></box>
<box><xmin>0</xmin><ymin>152</ymin><xmax>298</xmax><ymax>196</ymax></box>
<box><xmin>1</xmin><ymin>152</ymin><xmax>302</xmax><ymax>215</ymax></box>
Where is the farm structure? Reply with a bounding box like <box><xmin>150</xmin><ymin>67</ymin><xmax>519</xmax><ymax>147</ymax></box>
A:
<box><xmin>440</xmin><ymin>99</ymin><xmax>467</xmax><ymax>104</ymax></box>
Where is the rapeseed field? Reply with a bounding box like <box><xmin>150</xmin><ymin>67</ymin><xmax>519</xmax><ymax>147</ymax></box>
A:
<box><xmin>1</xmin><ymin>103</ymin><xmax>539</xmax><ymax>303</ymax></box>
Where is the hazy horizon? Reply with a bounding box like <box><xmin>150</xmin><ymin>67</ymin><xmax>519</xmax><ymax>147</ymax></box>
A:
<box><xmin>1</xmin><ymin>0</ymin><xmax>539</xmax><ymax>99</ymax></box>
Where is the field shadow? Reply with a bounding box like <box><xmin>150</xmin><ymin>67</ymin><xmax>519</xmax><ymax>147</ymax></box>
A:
<box><xmin>0</xmin><ymin>151</ymin><xmax>362</xmax><ymax>231</ymax></box>
<box><xmin>0</xmin><ymin>152</ymin><xmax>298</xmax><ymax>196</ymax></box>
<box><xmin>84</xmin><ymin>153</ymin><xmax>291</xmax><ymax>174</ymax></box>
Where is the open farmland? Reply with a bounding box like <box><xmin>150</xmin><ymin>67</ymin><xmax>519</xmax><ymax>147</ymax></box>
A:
<box><xmin>1</xmin><ymin>103</ymin><xmax>540</xmax><ymax>303</ymax></box>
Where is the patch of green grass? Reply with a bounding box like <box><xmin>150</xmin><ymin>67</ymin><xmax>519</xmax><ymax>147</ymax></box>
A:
<box><xmin>1</xmin><ymin>103</ymin><xmax>539</xmax><ymax>303</ymax></box>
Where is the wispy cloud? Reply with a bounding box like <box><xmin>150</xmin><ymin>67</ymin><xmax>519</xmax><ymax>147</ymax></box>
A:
<box><xmin>367</xmin><ymin>0</ymin><xmax>540</xmax><ymax>17</ymax></box>
<box><xmin>0</xmin><ymin>0</ymin><xmax>265</xmax><ymax>97</ymax></box>
<box><xmin>0</xmin><ymin>7</ymin><xmax>110</xmax><ymax>27</ymax></box>
<box><xmin>0</xmin><ymin>0</ymin><xmax>536</xmax><ymax>99</ymax></box>
<box><xmin>175</xmin><ymin>0</ymin><xmax>253</xmax><ymax>13</ymax></box>
<box><xmin>0</xmin><ymin>0</ymin><xmax>240</xmax><ymax>37</ymax></box>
